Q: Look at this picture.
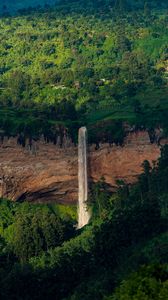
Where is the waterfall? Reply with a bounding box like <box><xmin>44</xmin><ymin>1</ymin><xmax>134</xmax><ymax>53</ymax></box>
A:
<box><xmin>78</xmin><ymin>127</ymin><xmax>90</xmax><ymax>228</ymax></box>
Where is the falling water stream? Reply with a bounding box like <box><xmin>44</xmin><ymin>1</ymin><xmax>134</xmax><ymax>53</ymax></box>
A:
<box><xmin>78</xmin><ymin>127</ymin><xmax>90</xmax><ymax>228</ymax></box>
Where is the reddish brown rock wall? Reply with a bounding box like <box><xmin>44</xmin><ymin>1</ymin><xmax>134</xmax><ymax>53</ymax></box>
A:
<box><xmin>0</xmin><ymin>132</ymin><xmax>163</xmax><ymax>204</ymax></box>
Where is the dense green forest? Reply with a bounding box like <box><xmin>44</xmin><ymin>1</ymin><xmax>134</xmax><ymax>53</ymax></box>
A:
<box><xmin>0</xmin><ymin>0</ymin><xmax>168</xmax><ymax>299</ymax></box>
<box><xmin>0</xmin><ymin>0</ymin><xmax>168</xmax><ymax>143</ymax></box>
<box><xmin>1</xmin><ymin>0</ymin><xmax>58</xmax><ymax>14</ymax></box>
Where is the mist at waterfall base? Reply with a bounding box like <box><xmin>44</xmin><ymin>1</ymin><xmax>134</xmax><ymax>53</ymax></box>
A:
<box><xmin>78</xmin><ymin>127</ymin><xmax>90</xmax><ymax>229</ymax></box>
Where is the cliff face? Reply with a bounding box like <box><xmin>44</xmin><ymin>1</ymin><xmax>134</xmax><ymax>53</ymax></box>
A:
<box><xmin>0</xmin><ymin>131</ymin><xmax>163</xmax><ymax>204</ymax></box>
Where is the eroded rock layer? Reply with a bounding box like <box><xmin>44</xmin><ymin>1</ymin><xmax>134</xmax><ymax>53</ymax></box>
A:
<box><xmin>0</xmin><ymin>131</ymin><xmax>163</xmax><ymax>203</ymax></box>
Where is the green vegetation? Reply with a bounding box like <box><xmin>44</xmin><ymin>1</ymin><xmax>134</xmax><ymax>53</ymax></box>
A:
<box><xmin>0</xmin><ymin>145</ymin><xmax>168</xmax><ymax>299</ymax></box>
<box><xmin>0</xmin><ymin>0</ymin><xmax>167</xmax><ymax>142</ymax></box>
<box><xmin>0</xmin><ymin>201</ymin><xmax>76</xmax><ymax>263</ymax></box>
<box><xmin>0</xmin><ymin>1</ymin><xmax>168</xmax><ymax>299</ymax></box>
<box><xmin>1</xmin><ymin>0</ymin><xmax>57</xmax><ymax>14</ymax></box>
<box><xmin>107</xmin><ymin>265</ymin><xmax>168</xmax><ymax>300</ymax></box>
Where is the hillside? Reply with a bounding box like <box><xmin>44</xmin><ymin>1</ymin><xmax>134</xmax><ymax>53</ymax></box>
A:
<box><xmin>0</xmin><ymin>145</ymin><xmax>168</xmax><ymax>299</ymax></box>
<box><xmin>0</xmin><ymin>0</ymin><xmax>168</xmax><ymax>144</ymax></box>
<box><xmin>0</xmin><ymin>1</ymin><xmax>168</xmax><ymax>299</ymax></box>
<box><xmin>1</xmin><ymin>0</ymin><xmax>58</xmax><ymax>13</ymax></box>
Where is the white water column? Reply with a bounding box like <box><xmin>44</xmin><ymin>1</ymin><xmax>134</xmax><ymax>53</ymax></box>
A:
<box><xmin>78</xmin><ymin>127</ymin><xmax>90</xmax><ymax>228</ymax></box>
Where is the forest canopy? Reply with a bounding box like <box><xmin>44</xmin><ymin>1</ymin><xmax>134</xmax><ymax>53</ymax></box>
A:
<box><xmin>0</xmin><ymin>0</ymin><xmax>167</xmax><ymax>142</ymax></box>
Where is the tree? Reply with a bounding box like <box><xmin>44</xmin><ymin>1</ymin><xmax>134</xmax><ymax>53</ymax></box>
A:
<box><xmin>114</xmin><ymin>0</ymin><xmax>128</xmax><ymax>12</ymax></box>
<box><xmin>89</xmin><ymin>177</ymin><xmax>111</xmax><ymax>219</ymax></box>
<box><xmin>109</xmin><ymin>265</ymin><xmax>168</xmax><ymax>300</ymax></box>
<box><xmin>144</xmin><ymin>2</ymin><xmax>151</xmax><ymax>18</ymax></box>
<box><xmin>9</xmin><ymin>210</ymin><xmax>66</xmax><ymax>262</ymax></box>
